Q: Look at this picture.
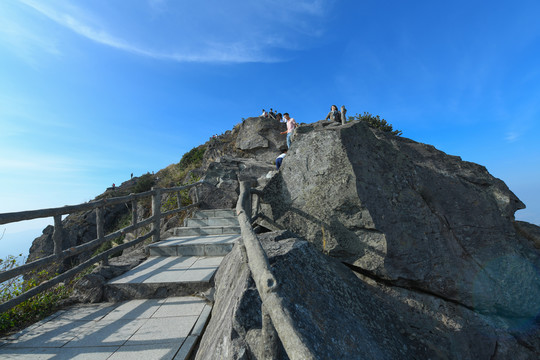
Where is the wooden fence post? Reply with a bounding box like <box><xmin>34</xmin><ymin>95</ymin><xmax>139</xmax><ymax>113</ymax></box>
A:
<box><xmin>194</xmin><ymin>184</ymin><xmax>200</xmax><ymax>204</ymax></box>
<box><xmin>152</xmin><ymin>187</ymin><xmax>161</xmax><ymax>243</ymax></box>
<box><xmin>176</xmin><ymin>191</ymin><xmax>182</xmax><ymax>208</ymax></box>
<box><xmin>131</xmin><ymin>198</ymin><xmax>138</xmax><ymax>237</ymax></box>
<box><xmin>53</xmin><ymin>215</ymin><xmax>63</xmax><ymax>256</ymax></box>
<box><xmin>253</xmin><ymin>193</ymin><xmax>260</xmax><ymax>223</ymax></box>
<box><xmin>261</xmin><ymin>303</ymin><xmax>279</xmax><ymax>359</ymax></box>
<box><xmin>96</xmin><ymin>206</ymin><xmax>107</xmax><ymax>266</ymax></box>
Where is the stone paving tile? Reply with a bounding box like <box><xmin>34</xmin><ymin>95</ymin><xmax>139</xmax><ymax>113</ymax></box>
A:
<box><xmin>110</xmin><ymin>256</ymin><xmax>224</xmax><ymax>285</ymax></box>
<box><xmin>167</xmin><ymin>257</ymin><xmax>199</xmax><ymax>269</ymax></box>
<box><xmin>53</xmin><ymin>303</ymin><xmax>119</xmax><ymax>322</ymax></box>
<box><xmin>193</xmin><ymin>256</ymin><xmax>225</xmax><ymax>267</ymax></box>
<box><xmin>143</xmin><ymin>268</ymin><xmax>189</xmax><ymax>283</ymax></box>
<box><xmin>0</xmin><ymin>346</ymin><xmax>118</xmax><ymax>359</ymax></box>
<box><xmin>152</xmin><ymin>297</ymin><xmax>206</xmax><ymax>318</ymax></box>
<box><xmin>101</xmin><ymin>299</ymin><xmax>165</xmax><ymax>321</ymax></box>
<box><xmin>108</xmin><ymin>343</ymin><xmax>182</xmax><ymax>360</ymax></box>
<box><xmin>2</xmin><ymin>318</ymin><xmax>100</xmax><ymax>349</ymax></box>
<box><xmin>109</xmin><ymin>257</ymin><xmax>180</xmax><ymax>284</ymax></box>
<box><xmin>63</xmin><ymin>319</ymin><xmax>148</xmax><ymax>348</ymax></box>
<box><xmin>124</xmin><ymin>316</ymin><xmax>197</xmax><ymax>346</ymax></box>
<box><xmin>176</xmin><ymin>266</ymin><xmax>216</xmax><ymax>283</ymax></box>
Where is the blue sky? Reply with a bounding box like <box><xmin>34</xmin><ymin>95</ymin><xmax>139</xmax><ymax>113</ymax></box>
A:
<box><xmin>1</xmin><ymin>0</ymin><xmax>539</xmax><ymax>258</ymax></box>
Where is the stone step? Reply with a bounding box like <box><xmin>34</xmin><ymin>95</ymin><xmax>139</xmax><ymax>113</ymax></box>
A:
<box><xmin>193</xmin><ymin>209</ymin><xmax>236</xmax><ymax>219</ymax></box>
<box><xmin>148</xmin><ymin>235</ymin><xmax>239</xmax><ymax>257</ymax></box>
<box><xmin>105</xmin><ymin>256</ymin><xmax>224</xmax><ymax>301</ymax></box>
<box><xmin>172</xmin><ymin>225</ymin><xmax>241</xmax><ymax>236</ymax></box>
<box><xmin>185</xmin><ymin>217</ymin><xmax>239</xmax><ymax>227</ymax></box>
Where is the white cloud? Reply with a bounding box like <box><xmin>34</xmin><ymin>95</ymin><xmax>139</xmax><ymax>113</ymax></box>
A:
<box><xmin>14</xmin><ymin>0</ymin><xmax>331</xmax><ymax>63</ymax></box>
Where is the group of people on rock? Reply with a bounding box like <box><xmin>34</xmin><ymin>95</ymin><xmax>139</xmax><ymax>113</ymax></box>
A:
<box><xmin>260</xmin><ymin>108</ymin><xmax>285</xmax><ymax>122</ymax></box>
<box><xmin>261</xmin><ymin>108</ymin><xmax>275</xmax><ymax>118</ymax></box>
<box><xmin>274</xmin><ymin>104</ymin><xmax>347</xmax><ymax>170</ymax></box>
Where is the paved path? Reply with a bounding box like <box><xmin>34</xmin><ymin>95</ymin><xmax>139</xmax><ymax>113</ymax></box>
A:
<box><xmin>0</xmin><ymin>297</ymin><xmax>210</xmax><ymax>359</ymax></box>
<box><xmin>0</xmin><ymin>209</ymin><xmax>240</xmax><ymax>360</ymax></box>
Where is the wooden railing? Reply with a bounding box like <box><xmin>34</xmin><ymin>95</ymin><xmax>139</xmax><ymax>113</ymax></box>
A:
<box><xmin>0</xmin><ymin>181</ymin><xmax>207</xmax><ymax>313</ymax></box>
<box><xmin>236</xmin><ymin>181</ymin><xmax>316</xmax><ymax>360</ymax></box>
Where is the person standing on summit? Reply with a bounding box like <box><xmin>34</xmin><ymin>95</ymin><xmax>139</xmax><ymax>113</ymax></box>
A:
<box><xmin>280</xmin><ymin>113</ymin><xmax>297</xmax><ymax>148</ymax></box>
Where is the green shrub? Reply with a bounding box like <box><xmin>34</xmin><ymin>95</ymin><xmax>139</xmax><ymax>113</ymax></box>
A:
<box><xmin>134</xmin><ymin>173</ymin><xmax>154</xmax><ymax>193</ymax></box>
<box><xmin>349</xmin><ymin>112</ymin><xmax>402</xmax><ymax>136</ymax></box>
<box><xmin>179</xmin><ymin>145</ymin><xmax>206</xmax><ymax>169</ymax></box>
<box><xmin>0</xmin><ymin>255</ymin><xmax>70</xmax><ymax>335</ymax></box>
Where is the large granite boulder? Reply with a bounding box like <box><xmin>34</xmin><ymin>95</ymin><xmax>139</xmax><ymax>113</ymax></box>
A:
<box><xmin>196</xmin><ymin>156</ymin><xmax>274</xmax><ymax>209</ymax></box>
<box><xmin>233</xmin><ymin>117</ymin><xmax>287</xmax><ymax>163</ymax></box>
<box><xmin>196</xmin><ymin>231</ymin><xmax>539</xmax><ymax>359</ymax></box>
<box><xmin>203</xmin><ymin>117</ymin><xmax>286</xmax><ymax>167</ymax></box>
<box><xmin>261</xmin><ymin>120</ymin><xmax>540</xmax><ymax>320</ymax></box>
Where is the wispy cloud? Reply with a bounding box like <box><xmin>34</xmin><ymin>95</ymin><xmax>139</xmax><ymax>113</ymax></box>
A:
<box><xmin>505</xmin><ymin>131</ymin><xmax>520</xmax><ymax>143</ymax></box>
<box><xmin>14</xmin><ymin>0</ymin><xmax>331</xmax><ymax>63</ymax></box>
<box><xmin>0</xmin><ymin>2</ymin><xmax>61</xmax><ymax>66</ymax></box>
<box><xmin>0</xmin><ymin>152</ymin><xmax>83</xmax><ymax>175</ymax></box>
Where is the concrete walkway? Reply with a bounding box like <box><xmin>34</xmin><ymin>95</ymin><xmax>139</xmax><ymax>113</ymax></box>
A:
<box><xmin>0</xmin><ymin>209</ymin><xmax>240</xmax><ymax>360</ymax></box>
<box><xmin>0</xmin><ymin>297</ymin><xmax>210</xmax><ymax>359</ymax></box>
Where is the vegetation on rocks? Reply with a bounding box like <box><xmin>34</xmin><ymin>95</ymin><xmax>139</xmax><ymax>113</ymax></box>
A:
<box><xmin>179</xmin><ymin>145</ymin><xmax>206</xmax><ymax>169</ymax></box>
<box><xmin>133</xmin><ymin>173</ymin><xmax>155</xmax><ymax>193</ymax></box>
<box><xmin>156</xmin><ymin>145</ymin><xmax>206</xmax><ymax>188</ymax></box>
<box><xmin>349</xmin><ymin>112</ymin><xmax>402</xmax><ymax>136</ymax></box>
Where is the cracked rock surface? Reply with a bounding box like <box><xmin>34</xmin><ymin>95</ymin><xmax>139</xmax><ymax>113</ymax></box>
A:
<box><xmin>261</xmin><ymin>120</ymin><xmax>540</xmax><ymax>337</ymax></box>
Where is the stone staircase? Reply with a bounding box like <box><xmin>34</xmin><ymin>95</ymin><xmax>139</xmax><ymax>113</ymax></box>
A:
<box><xmin>0</xmin><ymin>209</ymin><xmax>240</xmax><ymax>360</ymax></box>
<box><xmin>106</xmin><ymin>209</ymin><xmax>240</xmax><ymax>301</ymax></box>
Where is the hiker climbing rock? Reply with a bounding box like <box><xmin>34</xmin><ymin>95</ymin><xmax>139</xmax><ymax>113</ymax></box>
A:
<box><xmin>280</xmin><ymin>113</ymin><xmax>297</xmax><ymax>148</ymax></box>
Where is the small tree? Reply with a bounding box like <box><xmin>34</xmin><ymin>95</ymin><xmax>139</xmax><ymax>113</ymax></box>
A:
<box><xmin>349</xmin><ymin>112</ymin><xmax>402</xmax><ymax>136</ymax></box>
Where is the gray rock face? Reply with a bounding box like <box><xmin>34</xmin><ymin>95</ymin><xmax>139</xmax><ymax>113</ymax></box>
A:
<box><xmin>196</xmin><ymin>156</ymin><xmax>274</xmax><ymax>209</ymax></box>
<box><xmin>196</xmin><ymin>231</ymin><xmax>539</xmax><ymax>359</ymax></box>
<box><xmin>71</xmin><ymin>274</ymin><xmax>105</xmax><ymax>303</ymax></box>
<box><xmin>202</xmin><ymin>117</ymin><xmax>286</xmax><ymax>168</ymax></box>
<box><xmin>71</xmin><ymin>250</ymin><xmax>147</xmax><ymax>303</ymax></box>
<box><xmin>262</xmin><ymin>120</ymin><xmax>540</xmax><ymax>319</ymax></box>
<box><xmin>234</xmin><ymin>117</ymin><xmax>287</xmax><ymax>163</ymax></box>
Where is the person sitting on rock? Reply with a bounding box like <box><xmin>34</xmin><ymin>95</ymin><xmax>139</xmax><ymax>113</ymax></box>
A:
<box><xmin>280</xmin><ymin>113</ymin><xmax>297</xmax><ymax>148</ymax></box>
<box><xmin>276</xmin><ymin>147</ymin><xmax>288</xmax><ymax>170</ymax></box>
<box><xmin>325</xmin><ymin>105</ymin><xmax>341</xmax><ymax>123</ymax></box>
<box><xmin>275</xmin><ymin>113</ymin><xmax>283</xmax><ymax>122</ymax></box>
<box><xmin>261</xmin><ymin>109</ymin><xmax>267</xmax><ymax>117</ymax></box>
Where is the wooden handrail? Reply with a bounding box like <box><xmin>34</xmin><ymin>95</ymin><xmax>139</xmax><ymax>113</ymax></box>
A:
<box><xmin>0</xmin><ymin>180</ymin><xmax>207</xmax><ymax>313</ymax></box>
<box><xmin>236</xmin><ymin>181</ymin><xmax>316</xmax><ymax>360</ymax></box>
<box><xmin>0</xmin><ymin>182</ymin><xmax>201</xmax><ymax>225</ymax></box>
